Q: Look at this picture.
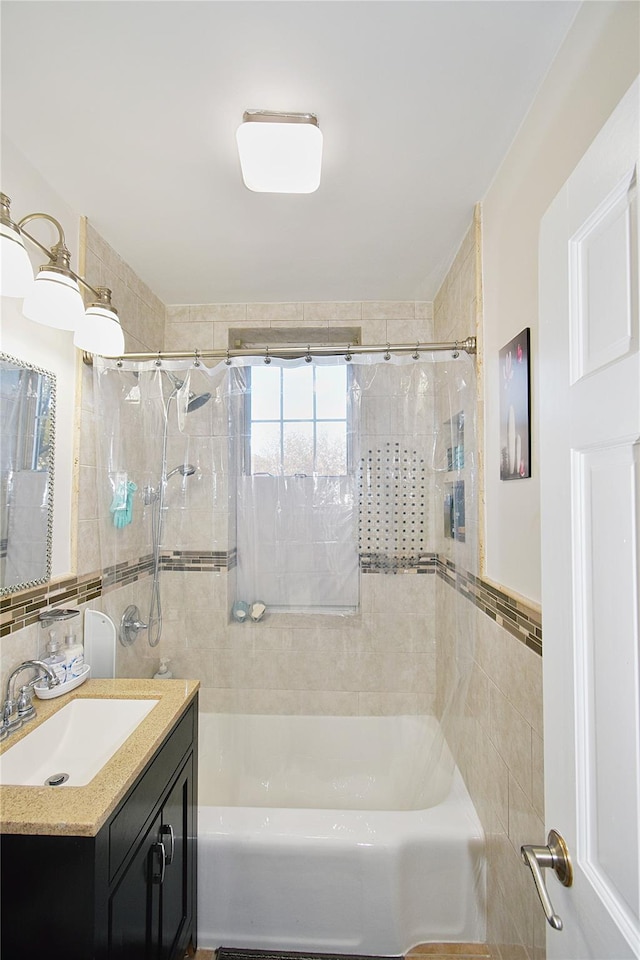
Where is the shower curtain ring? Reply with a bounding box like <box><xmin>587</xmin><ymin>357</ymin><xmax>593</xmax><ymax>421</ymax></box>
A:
<box><xmin>225</xmin><ymin>349</ymin><xmax>232</xmax><ymax>366</ymax></box>
<box><xmin>384</xmin><ymin>342</ymin><xmax>391</xmax><ymax>361</ymax></box>
<box><xmin>155</xmin><ymin>352</ymin><xmax>162</xmax><ymax>367</ymax></box>
<box><xmin>453</xmin><ymin>341</ymin><xmax>460</xmax><ymax>359</ymax></box>
<box><xmin>345</xmin><ymin>343</ymin><xmax>352</xmax><ymax>362</ymax></box>
<box><xmin>116</xmin><ymin>358</ymin><xmax>123</xmax><ymax>367</ymax></box>
<box><xmin>193</xmin><ymin>349</ymin><xmax>201</xmax><ymax>367</ymax></box>
<box><xmin>264</xmin><ymin>346</ymin><xmax>272</xmax><ymax>365</ymax></box>
<box><xmin>413</xmin><ymin>342</ymin><xmax>420</xmax><ymax>360</ymax></box>
<box><xmin>305</xmin><ymin>345</ymin><xmax>312</xmax><ymax>363</ymax></box>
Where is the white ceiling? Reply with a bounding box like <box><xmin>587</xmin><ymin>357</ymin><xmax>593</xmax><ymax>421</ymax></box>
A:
<box><xmin>2</xmin><ymin>1</ymin><xmax>580</xmax><ymax>305</ymax></box>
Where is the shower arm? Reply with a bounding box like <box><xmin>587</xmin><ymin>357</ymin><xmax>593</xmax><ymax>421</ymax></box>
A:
<box><xmin>82</xmin><ymin>337</ymin><xmax>476</xmax><ymax>364</ymax></box>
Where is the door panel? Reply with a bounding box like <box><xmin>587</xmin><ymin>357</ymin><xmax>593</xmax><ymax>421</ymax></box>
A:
<box><xmin>160</xmin><ymin>756</ymin><xmax>193</xmax><ymax>960</ymax></box>
<box><xmin>109</xmin><ymin>811</ymin><xmax>161</xmax><ymax>960</ymax></box>
<box><xmin>539</xmin><ymin>76</ymin><xmax>640</xmax><ymax>959</ymax></box>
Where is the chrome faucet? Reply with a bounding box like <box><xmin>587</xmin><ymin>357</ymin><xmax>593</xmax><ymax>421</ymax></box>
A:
<box><xmin>1</xmin><ymin>660</ymin><xmax>60</xmax><ymax>741</ymax></box>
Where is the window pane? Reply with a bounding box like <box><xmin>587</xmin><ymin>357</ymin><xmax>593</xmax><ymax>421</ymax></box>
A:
<box><xmin>251</xmin><ymin>421</ymin><xmax>281</xmax><ymax>474</ymax></box>
<box><xmin>316</xmin><ymin>365</ymin><xmax>347</xmax><ymax>420</ymax></box>
<box><xmin>283</xmin><ymin>422</ymin><xmax>313</xmax><ymax>475</ymax></box>
<box><xmin>283</xmin><ymin>366</ymin><xmax>313</xmax><ymax>419</ymax></box>
<box><xmin>251</xmin><ymin>366</ymin><xmax>281</xmax><ymax>420</ymax></box>
<box><xmin>316</xmin><ymin>421</ymin><xmax>347</xmax><ymax>475</ymax></box>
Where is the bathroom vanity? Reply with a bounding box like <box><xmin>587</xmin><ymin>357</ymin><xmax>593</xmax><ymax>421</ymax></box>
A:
<box><xmin>0</xmin><ymin>678</ymin><xmax>199</xmax><ymax>959</ymax></box>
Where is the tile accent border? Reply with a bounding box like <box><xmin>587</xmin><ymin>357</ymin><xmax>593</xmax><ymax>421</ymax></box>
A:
<box><xmin>159</xmin><ymin>550</ymin><xmax>229</xmax><ymax>573</ymax></box>
<box><xmin>360</xmin><ymin>552</ymin><xmax>437</xmax><ymax>573</ymax></box>
<box><xmin>0</xmin><ymin>550</ymin><xmax>231</xmax><ymax>636</ymax></box>
<box><xmin>436</xmin><ymin>556</ymin><xmax>542</xmax><ymax>656</ymax></box>
<box><xmin>1</xmin><ymin>548</ymin><xmax>541</xmax><ymax>655</ymax></box>
<box><xmin>1</xmin><ymin>573</ymin><xmax>103</xmax><ymax>637</ymax></box>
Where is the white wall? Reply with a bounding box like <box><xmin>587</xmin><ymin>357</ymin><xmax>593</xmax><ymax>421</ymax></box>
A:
<box><xmin>1</xmin><ymin>137</ymin><xmax>82</xmax><ymax>578</ymax></box>
<box><xmin>482</xmin><ymin>0</ymin><xmax>640</xmax><ymax>603</ymax></box>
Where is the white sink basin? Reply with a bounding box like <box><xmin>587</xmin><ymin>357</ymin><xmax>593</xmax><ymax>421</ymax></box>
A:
<box><xmin>0</xmin><ymin>698</ymin><xmax>159</xmax><ymax>787</ymax></box>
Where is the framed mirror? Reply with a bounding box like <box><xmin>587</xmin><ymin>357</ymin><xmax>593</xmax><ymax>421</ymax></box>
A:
<box><xmin>0</xmin><ymin>353</ymin><xmax>56</xmax><ymax>596</ymax></box>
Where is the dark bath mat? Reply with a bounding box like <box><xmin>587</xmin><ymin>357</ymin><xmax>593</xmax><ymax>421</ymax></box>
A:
<box><xmin>216</xmin><ymin>950</ymin><xmax>402</xmax><ymax>960</ymax></box>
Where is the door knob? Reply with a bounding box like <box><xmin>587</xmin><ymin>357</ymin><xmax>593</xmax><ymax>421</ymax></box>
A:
<box><xmin>521</xmin><ymin>829</ymin><xmax>573</xmax><ymax>930</ymax></box>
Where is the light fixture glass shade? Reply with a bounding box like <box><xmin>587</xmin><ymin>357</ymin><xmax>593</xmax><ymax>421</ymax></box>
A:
<box><xmin>74</xmin><ymin>305</ymin><xmax>125</xmax><ymax>357</ymax></box>
<box><xmin>236</xmin><ymin>114</ymin><xmax>323</xmax><ymax>193</ymax></box>
<box><xmin>22</xmin><ymin>269</ymin><xmax>85</xmax><ymax>331</ymax></box>
<box><xmin>0</xmin><ymin>222</ymin><xmax>34</xmax><ymax>298</ymax></box>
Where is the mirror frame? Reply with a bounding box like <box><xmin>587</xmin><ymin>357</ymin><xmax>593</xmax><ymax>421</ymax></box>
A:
<box><xmin>0</xmin><ymin>352</ymin><xmax>56</xmax><ymax>597</ymax></box>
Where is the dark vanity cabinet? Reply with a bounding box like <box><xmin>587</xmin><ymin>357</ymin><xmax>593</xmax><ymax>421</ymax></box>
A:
<box><xmin>1</xmin><ymin>696</ymin><xmax>198</xmax><ymax>960</ymax></box>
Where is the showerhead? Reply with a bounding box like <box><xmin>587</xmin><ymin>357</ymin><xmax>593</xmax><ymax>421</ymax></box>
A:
<box><xmin>166</xmin><ymin>463</ymin><xmax>197</xmax><ymax>481</ymax></box>
<box><xmin>187</xmin><ymin>392</ymin><xmax>212</xmax><ymax>412</ymax></box>
<box><xmin>162</xmin><ymin>370</ymin><xmax>211</xmax><ymax>412</ymax></box>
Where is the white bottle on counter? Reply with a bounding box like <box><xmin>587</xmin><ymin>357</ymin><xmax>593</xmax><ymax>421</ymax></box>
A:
<box><xmin>63</xmin><ymin>628</ymin><xmax>85</xmax><ymax>679</ymax></box>
<box><xmin>153</xmin><ymin>657</ymin><xmax>173</xmax><ymax>680</ymax></box>
<box><xmin>43</xmin><ymin>630</ymin><xmax>67</xmax><ymax>684</ymax></box>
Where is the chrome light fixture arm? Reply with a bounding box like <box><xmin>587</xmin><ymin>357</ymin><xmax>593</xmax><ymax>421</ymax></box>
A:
<box><xmin>16</xmin><ymin>209</ymin><xmax>102</xmax><ymax>300</ymax></box>
<box><xmin>1</xmin><ymin>191</ymin><xmax>125</xmax><ymax>356</ymax></box>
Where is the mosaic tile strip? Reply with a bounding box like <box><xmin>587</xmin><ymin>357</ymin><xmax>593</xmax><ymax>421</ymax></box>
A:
<box><xmin>360</xmin><ymin>552</ymin><xmax>437</xmax><ymax>574</ymax></box>
<box><xmin>159</xmin><ymin>550</ymin><xmax>230</xmax><ymax>573</ymax></box>
<box><xmin>102</xmin><ymin>555</ymin><xmax>154</xmax><ymax>591</ymax></box>
<box><xmin>1</xmin><ymin>571</ymin><xmax>105</xmax><ymax>637</ymax></box>
<box><xmin>435</xmin><ymin>556</ymin><xmax>542</xmax><ymax>656</ymax></box>
<box><xmin>1</xmin><ymin>550</ymin><xmax>231</xmax><ymax>635</ymax></box>
<box><xmin>2</xmin><ymin>546</ymin><xmax>540</xmax><ymax>655</ymax></box>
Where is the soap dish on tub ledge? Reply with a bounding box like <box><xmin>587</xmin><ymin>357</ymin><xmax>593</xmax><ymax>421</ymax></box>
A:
<box><xmin>34</xmin><ymin>664</ymin><xmax>91</xmax><ymax>699</ymax></box>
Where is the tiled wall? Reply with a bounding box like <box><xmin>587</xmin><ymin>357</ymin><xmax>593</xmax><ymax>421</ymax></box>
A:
<box><xmin>433</xmin><ymin>206</ymin><xmax>546</xmax><ymax>960</ymax></box>
<box><xmin>122</xmin><ymin>299</ymin><xmax>443</xmax><ymax>715</ymax></box>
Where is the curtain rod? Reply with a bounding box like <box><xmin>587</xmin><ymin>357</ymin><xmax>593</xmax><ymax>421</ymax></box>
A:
<box><xmin>86</xmin><ymin>336</ymin><xmax>476</xmax><ymax>364</ymax></box>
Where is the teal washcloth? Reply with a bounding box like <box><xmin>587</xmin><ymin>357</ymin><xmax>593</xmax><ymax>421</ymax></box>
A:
<box><xmin>110</xmin><ymin>477</ymin><xmax>137</xmax><ymax>528</ymax></box>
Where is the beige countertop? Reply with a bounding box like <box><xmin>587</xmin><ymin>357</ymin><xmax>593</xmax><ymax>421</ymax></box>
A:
<box><xmin>0</xmin><ymin>677</ymin><xmax>199</xmax><ymax>837</ymax></box>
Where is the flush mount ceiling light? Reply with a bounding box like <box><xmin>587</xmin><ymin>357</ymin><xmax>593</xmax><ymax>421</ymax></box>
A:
<box><xmin>0</xmin><ymin>192</ymin><xmax>125</xmax><ymax>356</ymax></box>
<box><xmin>236</xmin><ymin>110</ymin><xmax>323</xmax><ymax>194</ymax></box>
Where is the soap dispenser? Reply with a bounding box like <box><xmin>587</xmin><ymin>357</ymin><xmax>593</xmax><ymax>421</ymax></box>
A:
<box><xmin>63</xmin><ymin>627</ymin><xmax>85</xmax><ymax>680</ymax></box>
<box><xmin>43</xmin><ymin>630</ymin><xmax>67</xmax><ymax>683</ymax></box>
<box><xmin>153</xmin><ymin>657</ymin><xmax>173</xmax><ymax>680</ymax></box>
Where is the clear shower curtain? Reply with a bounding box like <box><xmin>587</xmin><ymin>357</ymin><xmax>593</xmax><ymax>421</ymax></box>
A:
<box><xmin>94</xmin><ymin>350</ymin><xmax>477</xmax><ymax>806</ymax></box>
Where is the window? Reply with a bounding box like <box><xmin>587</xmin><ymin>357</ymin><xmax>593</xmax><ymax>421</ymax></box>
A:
<box><xmin>248</xmin><ymin>363</ymin><xmax>348</xmax><ymax>475</ymax></box>
<box><xmin>234</xmin><ymin>359</ymin><xmax>358</xmax><ymax>611</ymax></box>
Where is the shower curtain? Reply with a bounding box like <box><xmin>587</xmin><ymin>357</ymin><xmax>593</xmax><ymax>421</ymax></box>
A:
<box><xmin>94</xmin><ymin>350</ymin><xmax>477</xmax><ymax>805</ymax></box>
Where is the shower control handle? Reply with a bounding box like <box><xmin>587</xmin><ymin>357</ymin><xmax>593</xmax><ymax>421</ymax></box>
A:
<box><xmin>521</xmin><ymin>829</ymin><xmax>572</xmax><ymax>930</ymax></box>
<box><xmin>120</xmin><ymin>605</ymin><xmax>148</xmax><ymax>646</ymax></box>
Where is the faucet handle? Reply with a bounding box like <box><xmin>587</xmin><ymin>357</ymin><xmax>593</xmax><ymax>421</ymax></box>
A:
<box><xmin>2</xmin><ymin>698</ymin><xmax>22</xmax><ymax>733</ymax></box>
<box><xmin>16</xmin><ymin>685</ymin><xmax>36</xmax><ymax>721</ymax></box>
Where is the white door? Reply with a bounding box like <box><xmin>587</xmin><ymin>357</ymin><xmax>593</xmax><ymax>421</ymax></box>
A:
<box><xmin>537</xmin><ymin>77</ymin><xmax>640</xmax><ymax>959</ymax></box>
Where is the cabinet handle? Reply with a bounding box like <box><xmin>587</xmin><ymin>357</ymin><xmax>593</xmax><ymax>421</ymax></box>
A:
<box><xmin>151</xmin><ymin>841</ymin><xmax>166</xmax><ymax>885</ymax></box>
<box><xmin>160</xmin><ymin>824</ymin><xmax>175</xmax><ymax>865</ymax></box>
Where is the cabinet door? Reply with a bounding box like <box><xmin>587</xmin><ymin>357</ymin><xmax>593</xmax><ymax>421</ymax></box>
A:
<box><xmin>109</xmin><ymin>810</ymin><xmax>162</xmax><ymax>960</ymax></box>
<box><xmin>160</xmin><ymin>755</ymin><xmax>194</xmax><ymax>960</ymax></box>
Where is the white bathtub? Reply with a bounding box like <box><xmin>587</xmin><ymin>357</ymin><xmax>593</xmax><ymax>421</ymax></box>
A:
<box><xmin>197</xmin><ymin>714</ymin><xmax>485</xmax><ymax>954</ymax></box>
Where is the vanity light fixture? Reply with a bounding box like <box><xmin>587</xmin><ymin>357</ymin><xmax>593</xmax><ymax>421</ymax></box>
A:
<box><xmin>236</xmin><ymin>110</ymin><xmax>323</xmax><ymax>194</ymax></box>
<box><xmin>0</xmin><ymin>192</ymin><xmax>125</xmax><ymax>357</ymax></box>
<box><xmin>74</xmin><ymin>287</ymin><xmax>125</xmax><ymax>356</ymax></box>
